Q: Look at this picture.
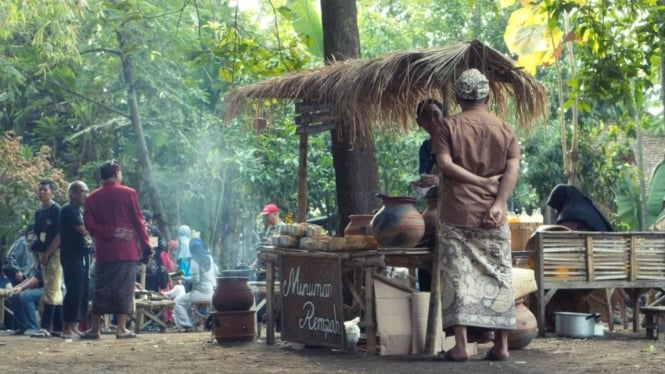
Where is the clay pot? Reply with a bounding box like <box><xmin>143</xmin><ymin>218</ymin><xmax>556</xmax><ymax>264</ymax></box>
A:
<box><xmin>421</xmin><ymin>197</ymin><xmax>438</xmax><ymax>244</ymax></box>
<box><xmin>212</xmin><ymin>276</ymin><xmax>254</xmax><ymax>312</ymax></box>
<box><xmin>370</xmin><ymin>195</ymin><xmax>425</xmax><ymax>248</ymax></box>
<box><xmin>508</xmin><ymin>298</ymin><xmax>538</xmax><ymax>350</ymax></box>
<box><xmin>344</xmin><ymin>214</ymin><xmax>374</xmax><ymax>236</ymax></box>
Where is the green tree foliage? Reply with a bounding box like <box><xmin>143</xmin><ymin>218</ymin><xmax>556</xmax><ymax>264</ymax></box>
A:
<box><xmin>0</xmin><ymin>133</ymin><xmax>68</xmax><ymax>251</ymax></box>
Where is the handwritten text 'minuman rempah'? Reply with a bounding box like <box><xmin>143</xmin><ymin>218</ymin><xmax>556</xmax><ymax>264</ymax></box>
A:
<box><xmin>282</xmin><ymin>266</ymin><xmax>333</xmax><ymax>298</ymax></box>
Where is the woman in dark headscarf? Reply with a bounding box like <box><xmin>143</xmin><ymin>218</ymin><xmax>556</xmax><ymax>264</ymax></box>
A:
<box><xmin>173</xmin><ymin>238</ymin><xmax>217</xmax><ymax>331</ymax></box>
<box><xmin>546</xmin><ymin>184</ymin><xmax>614</xmax><ymax>231</ymax></box>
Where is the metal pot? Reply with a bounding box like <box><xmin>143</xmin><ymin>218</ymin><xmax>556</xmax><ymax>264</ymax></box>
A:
<box><xmin>555</xmin><ymin>312</ymin><xmax>601</xmax><ymax>338</ymax></box>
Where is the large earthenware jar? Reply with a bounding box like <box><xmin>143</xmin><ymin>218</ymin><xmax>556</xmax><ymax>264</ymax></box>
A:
<box><xmin>507</xmin><ymin>298</ymin><xmax>538</xmax><ymax>350</ymax></box>
<box><xmin>212</xmin><ymin>276</ymin><xmax>254</xmax><ymax>312</ymax></box>
<box><xmin>344</xmin><ymin>214</ymin><xmax>374</xmax><ymax>236</ymax></box>
<box><xmin>370</xmin><ymin>195</ymin><xmax>425</xmax><ymax>248</ymax></box>
<box><xmin>421</xmin><ymin>197</ymin><xmax>438</xmax><ymax>244</ymax></box>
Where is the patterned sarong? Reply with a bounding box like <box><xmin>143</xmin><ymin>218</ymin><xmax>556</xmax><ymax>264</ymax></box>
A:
<box><xmin>92</xmin><ymin>260</ymin><xmax>137</xmax><ymax>315</ymax></box>
<box><xmin>42</xmin><ymin>250</ymin><xmax>63</xmax><ymax>305</ymax></box>
<box><xmin>438</xmin><ymin>222</ymin><xmax>515</xmax><ymax>330</ymax></box>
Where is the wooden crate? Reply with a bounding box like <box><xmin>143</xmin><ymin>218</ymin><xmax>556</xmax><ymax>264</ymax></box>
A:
<box><xmin>537</xmin><ymin>231</ymin><xmax>665</xmax><ymax>282</ymax></box>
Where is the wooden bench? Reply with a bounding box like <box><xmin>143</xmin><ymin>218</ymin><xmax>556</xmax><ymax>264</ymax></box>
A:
<box><xmin>640</xmin><ymin>306</ymin><xmax>665</xmax><ymax>340</ymax></box>
<box><xmin>526</xmin><ymin>231</ymin><xmax>665</xmax><ymax>336</ymax></box>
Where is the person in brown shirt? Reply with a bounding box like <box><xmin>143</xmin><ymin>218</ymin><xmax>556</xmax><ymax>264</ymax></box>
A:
<box><xmin>431</xmin><ymin>68</ymin><xmax>520</xmax><ymax>362</ymax></box>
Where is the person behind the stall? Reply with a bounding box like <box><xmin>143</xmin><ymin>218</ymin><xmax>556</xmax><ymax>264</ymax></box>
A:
<box><xmin>410</xmin><ymin>99</ymin><xmax>448</xmax><ymax>294</ymax></box>
<box><xmin>431</xmin><ymin>68</ymin><xmax>518</xmax><ymax>362</ymax></box>
<box><xmin>259</xmin><ymin>203</ymin><xmax>284</xmax><ymax>244</ymax></box>
<box><xmin>546</xmin><ymin>184</ymin><xmax>614</xmax><ymax>231</ymax></box>
<box><xmin>410</xmin><ymin>98</ymin><xmax>448</xmax><ymax>194</ymax></box>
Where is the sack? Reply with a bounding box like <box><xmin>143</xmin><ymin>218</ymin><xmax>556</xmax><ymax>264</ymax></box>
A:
<box><xmin>31</xmin><ymin>239</ymin><xmax>47</xmax><ymax>253</ymax></box>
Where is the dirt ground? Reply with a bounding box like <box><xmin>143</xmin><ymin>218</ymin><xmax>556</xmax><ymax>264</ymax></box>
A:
<box><xmin>1</xmin><ymin>326</ymin><xmax>663</xmax><ymax>374</ymax></box>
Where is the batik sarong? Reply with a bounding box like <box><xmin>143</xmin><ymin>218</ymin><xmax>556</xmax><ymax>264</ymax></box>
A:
<box><xmin>42</xmin><ymin>250</ymin><xmax>63</xmax><ymax>305</ymax></box>
<box><xmin>92</xmin><ymin>260</ymin><xmax>137</xmax><ymax>315</ymax></box>
<box><xmin>438</xmin><ymin>222</ymin><xmax>515</xmax><ymax>330</ymax></box>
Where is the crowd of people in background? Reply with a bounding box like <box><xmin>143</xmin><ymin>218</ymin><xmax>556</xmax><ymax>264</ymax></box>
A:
<box><xmin>1</xmin><ymin>160</ymin><xmax>222</xmax><ymax>339</ymax></box>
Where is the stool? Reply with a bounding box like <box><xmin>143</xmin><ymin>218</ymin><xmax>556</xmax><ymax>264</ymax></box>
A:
<box><xmin>640</xmin><ymin>306</ymin><xmax>665</xmax><ymax>340</ymax></box>
<box><xmin>192</xmin><ymin>301</ymin><xmax>212</xmax><ymax>331</ymax></box>
<box><xmin>134</xmin><ymin>300</ymin><xmax>175</xmax><ymax>333</ymax></box>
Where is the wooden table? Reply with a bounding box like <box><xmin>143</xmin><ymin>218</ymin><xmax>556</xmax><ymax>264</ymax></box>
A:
<box><xmin>258</xmin><ymin>246</ymin><xmax>433</xmax><ymax>354</ymax></box>
<box><xmin>640</xmin><ymin>306</ymin><xmax>665</xmax><ymax>340</ymax></box>
<box><xmin>133</xmin><ymin>299</ymin><xmax>175</xmax><ymax>333</ymax></box>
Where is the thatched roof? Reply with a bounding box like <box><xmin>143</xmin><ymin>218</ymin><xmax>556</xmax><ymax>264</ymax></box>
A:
<box><xmin>224</xmin><ymin>39</ymin><xmax>548</xmax><ymax>139</ymax></box>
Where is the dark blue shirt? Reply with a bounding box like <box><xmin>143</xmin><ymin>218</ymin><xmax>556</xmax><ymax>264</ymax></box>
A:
<box><xmin>419</xmin><ymin>138</ymin><xmax>436</xmax><ymax>174</ymax></box>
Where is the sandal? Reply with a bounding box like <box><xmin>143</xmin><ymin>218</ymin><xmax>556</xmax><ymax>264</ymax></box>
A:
<box><xmin>79</xmin><ymin>331</ymin><xmax>101</xmax><ymax>340</ymax></box>
<box><xmin>29</xmin><ymin>329</ymin><xmax>51</xmax><ymax>338</ymax></box>
<box><xmin>116</xmin><ymin>331</ymin><xmax>138</xmax><ymax>339</ymax></box>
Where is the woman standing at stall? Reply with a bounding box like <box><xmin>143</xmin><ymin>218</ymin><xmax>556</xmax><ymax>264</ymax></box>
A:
<box><xmin>173</xmin><ymin>238</ymin><xmax>217</xmax><ymax>331</ymax></box>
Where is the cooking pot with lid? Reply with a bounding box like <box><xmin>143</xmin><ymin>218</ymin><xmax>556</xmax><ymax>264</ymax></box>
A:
<box><xmin>555</xmin><ymin>312</ymin><xmax>601</xmax><ymax>338</ymax></box>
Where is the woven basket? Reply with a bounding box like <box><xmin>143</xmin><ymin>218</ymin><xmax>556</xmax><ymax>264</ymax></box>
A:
<box><xmin>512</xmin><ymin>267</ymin><xmax>537</xmax><ymax>300</ymax></box>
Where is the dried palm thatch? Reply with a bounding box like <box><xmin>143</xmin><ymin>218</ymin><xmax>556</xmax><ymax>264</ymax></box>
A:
<box><xmin>224</xmin><ymin>39</ymin><xmax>548</xmax><ymax>140</ymax></box>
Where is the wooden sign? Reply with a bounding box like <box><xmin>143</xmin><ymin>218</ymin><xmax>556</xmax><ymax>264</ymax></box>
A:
<box><xmin>280</xmin><ymin>255</ymin><xmax>345</xmax><ymax>348</ymax></box>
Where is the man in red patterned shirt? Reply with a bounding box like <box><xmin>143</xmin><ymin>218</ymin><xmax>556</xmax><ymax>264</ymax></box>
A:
<box><xmin>81</xmin><ymin>160</ymin><xmax>152</xmax><ymax>339</ymax></box>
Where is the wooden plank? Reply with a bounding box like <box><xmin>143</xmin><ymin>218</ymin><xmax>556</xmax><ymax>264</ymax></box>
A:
<box><xmin>630</xmin><ymin>235</ymin><xmax>637</xmax><ymax>282</ymax></box>
<box><xmin>296</xmin><ymin>123</ymin><xmax>336</xmax><ymax>135</ymax></box>
<box><xmin>280</xmin><ymin>255</ymin><xmax>346</xmax><ymax>349</ymax></box>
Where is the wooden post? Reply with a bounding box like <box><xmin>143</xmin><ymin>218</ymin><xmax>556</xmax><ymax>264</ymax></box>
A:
<box><xmin>297</xmin><ymin>131</ymin><xmax>308</xmax><ymax>223</ymax></box>
<box><xmin>365</xmin><ymin>267</ymin><xmax>376</xmax><ymax>354</ymax></box>
<box><xmin>424</xmin><ymin>247</ymin><xmax>440</xmax><ymax>355</ymax></box>
<box><xmin>266</xmin><ymin>261</ymin><xmax>275</xmax><ymax>345</ymax></box>
<box><xmin>536</xmin><ymin>233</ymin><xmax>546</xmax><ymax>337</ymax></box>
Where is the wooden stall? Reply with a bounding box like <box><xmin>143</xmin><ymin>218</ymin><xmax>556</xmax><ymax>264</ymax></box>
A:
<box><xmin>258</xmin><ymin>246</ymin><xmax>432</xmax><ymax>354</ymax></box>
<box><xmin>527</xmin><ymin>230</ymin><xmax>665</xmax><ymax>336</ymax></box>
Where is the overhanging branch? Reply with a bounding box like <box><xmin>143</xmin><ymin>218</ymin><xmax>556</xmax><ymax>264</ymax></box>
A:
<box><xmin>48</xmin><ymin>79</ymin><xmax>130</xmax><ymax>119</ymax></box>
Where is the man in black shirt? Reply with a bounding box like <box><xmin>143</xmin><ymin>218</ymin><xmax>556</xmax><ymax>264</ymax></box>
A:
<box><xmin>31</xmin><ymin>179</ymin><xmax>63</xmax><ymax>337</ymax></box>
<box><xmin>60</xmin><ymin>181</ymin><xmax>91</xmax><ymax>338</ymax></box>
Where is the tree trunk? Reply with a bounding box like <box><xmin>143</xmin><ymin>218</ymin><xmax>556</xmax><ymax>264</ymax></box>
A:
<box><xmin>116</xmin><ymin>31</ymin><xmax>171</xmax><ymax>240</ymax></box>
<box><xmin>321</xmin><ymin>0</ymin><xmax>380</xmax><ymax>235</ymax></box>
